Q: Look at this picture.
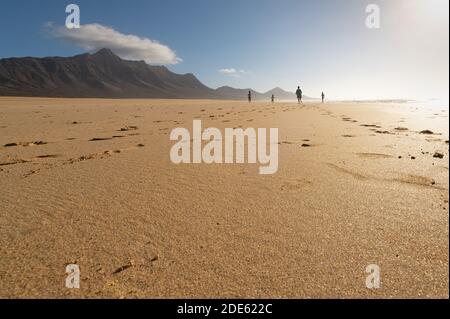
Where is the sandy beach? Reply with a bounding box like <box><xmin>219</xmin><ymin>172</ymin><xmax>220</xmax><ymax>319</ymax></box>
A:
<box><xmin>0</xmin><ymin>97</ymin><xmax>448</xmax><ymax>298</ymax></box>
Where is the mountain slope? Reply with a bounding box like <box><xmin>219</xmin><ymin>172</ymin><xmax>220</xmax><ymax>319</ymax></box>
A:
<box><xmin>215</xmin><ymin>86</ymin><xmax>264</xmax><ymax>100</ymax></box>
<box><xmin>263</xmin><ymin>87</ymin><xmax>296</xmax><ymax>100</ymax></box>
<box><xmin>0</xmin><ymin>49</ymin><xmax>218</xmax><ymax>98</ymax></box>
<box><xmin>0</xmin><ymin>49</ymin><xmax>310</xmax><ymax>100</ymax></box>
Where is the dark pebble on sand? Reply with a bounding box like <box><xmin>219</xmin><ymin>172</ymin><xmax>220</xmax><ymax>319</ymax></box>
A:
<box><xmin>433</xmin><ymin>152</ymin><xmax>444</xmax><ymax>159</ymax></box>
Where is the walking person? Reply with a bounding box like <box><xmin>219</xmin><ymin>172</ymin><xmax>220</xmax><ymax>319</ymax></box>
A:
<box><xmin>248</xmin><ymin>90</ymin><xmax>252</xmax><ymax>103</ymax></box>
<box><xmin>321</xmin><ymin>91</ymin><xmax>325</xmax><ymax>104</ymax></box>
<box><xmin>296</xmin><ymin>86</ymin><xmax>303</xmax><ymax>104</ymax></box>
<box><xmin>271</xmin><ymin>94</ymin><xmax>275</xmax><ymax>103</ymax></box>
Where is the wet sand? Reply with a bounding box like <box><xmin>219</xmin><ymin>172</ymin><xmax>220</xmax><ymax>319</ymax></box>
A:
<box><xmin>0</xmin><ymin>97</ymin><xmax>448</xmax><ymax>298</ymax></box>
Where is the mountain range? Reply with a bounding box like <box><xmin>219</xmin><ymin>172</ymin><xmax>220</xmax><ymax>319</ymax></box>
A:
<box><xmin>0</xmin><ymin>49</ymin><xmax>311</xmax><ymax>100</ymax></box>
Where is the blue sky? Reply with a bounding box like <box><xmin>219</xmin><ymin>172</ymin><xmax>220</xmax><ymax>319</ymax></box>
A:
<box><xmin>0</xmin><ymin>0</ymin><xmax>448</xmax><ymax>100</ymax></box>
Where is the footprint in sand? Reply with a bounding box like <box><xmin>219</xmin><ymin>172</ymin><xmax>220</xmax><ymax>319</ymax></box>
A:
<box><xmin>89</xmin><ymin>137</ymin><xmax>113</xmax><ymax>142</ymax></box>
<box><xmin>281</xmin><ymin>179</ymin><xmax>313</xmax><ymax>191</ymax></box>
<box><xmin>65</xmin><ymin>144</ymin><xmax>144</xmax><ymax>166</ymax></box>
<box><xmin>327</xmin><ymin>163</ymin><xmax>368</xmax><ymax>180</ymax></box>
<box><xmin>35</xmin><ymin>154</ymin><xmax>61</xmax><ymax>159</ymax></box>
<box><xmin>394</xmin><ymin>174</ymin><xmax>437</xmax><ymax>187</ymax></box>
<box><xmin>3</xmin><ymin>143</ymin><xmax>18</xmax><ymax>147</ymax></box>
<box><xmin>66</xmin><ymin>153</ymin><xmax>107</xmax><ymax>164</ymax></box>
<box><xmin>112</xmin><ymin>261</ymin><xmax>134</xmax><ymax>275</ymax></box>
<box><xmin>3</xmin><ymin>141</ymin><xmax>47</xmax><ymax>147</ymax></box>
<box><xmin>361</xmin><ymin>124</ymin><xmax>381</xmax><ymax>128</ymax></box>
<box><xmin>419</xmin><ymin>130</ymin><xmax>436</xmax><ymax>135</ymax></box>
<box><xmin>328</xmin><ymin>163</ymin><xmax>443</xmax><ymax>188</ymax></box>
<box><xmin>118</xmin><ymin>125</ymin><xmax>138</xmax><ymax>132</ymax></box>
<box><xmin>373</xmin><ymin>130</ymin><xmax>394</xmax><ymax>135</ymax></box>
<box><xmin>0</xmin><ymin>159</ymin><xmax>31</xmax><ymax>167</ymax></box>
<box><xmin>357</xmin><ymin>153</ymin><xmax>393</xmax><ymax>159</ymax></box>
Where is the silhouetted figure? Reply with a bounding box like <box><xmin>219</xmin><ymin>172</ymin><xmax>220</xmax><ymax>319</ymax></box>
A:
<box><xmin>271</xmin><ymin>94</ymin><xmax>275</xmax><ymax>103</ymax></box>
<box><xmin>296</xmin><ymin>86</ymin><xmax>303</xmax><ymax>104</ymax></box>
<box><xmin>321</xmin><ymin>92</ymin><xmax>325</xmax><ymax>104</ymax></box>
<box><xmin>248</xmin><ymin>91</ymin><xmax>252</xmax><ymax>103</ymax></box>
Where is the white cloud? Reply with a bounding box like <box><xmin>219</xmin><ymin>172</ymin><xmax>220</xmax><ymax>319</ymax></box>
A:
<box><xmin>47</xmin><ymin>22</ymin><xmax>181</xmax><ymax>65</ymax></box>
<box><xmin>218</xmin><ymin>68</ymin><xmax>247</xmax><ymax>78</ymax></box>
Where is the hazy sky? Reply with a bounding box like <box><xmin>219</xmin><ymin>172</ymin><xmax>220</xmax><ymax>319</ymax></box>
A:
<box><xmin>0</xmin><ymin>0</ymin><xmax>448</xmax><ymax>100</ymax></box>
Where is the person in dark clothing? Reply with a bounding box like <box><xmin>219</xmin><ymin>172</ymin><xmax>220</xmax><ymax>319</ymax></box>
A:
<box><xmin>271</xmin><ymin>94</ymin><xmax>275</xmax><ymax>103</ymax></box>
<box><xmin>296</xmin><ymin>86</ymin><xmax>303</xmax><ymax>104</ymax></box>
<box><xmin>321</xmin><ymin>92</ymin><xmax>325</xmax><ymax>104</ymax></box>
<box><xmin>248</xmin><ymin>90</ymin><xmax>252</xmax><ymax>103</ymax></box>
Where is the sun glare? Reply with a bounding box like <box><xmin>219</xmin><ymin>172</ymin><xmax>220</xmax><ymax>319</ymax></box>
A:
<box><xmin>407</xmin><ymin>0</ymin><xmax>449</xmax><ymax>23</ymax></box>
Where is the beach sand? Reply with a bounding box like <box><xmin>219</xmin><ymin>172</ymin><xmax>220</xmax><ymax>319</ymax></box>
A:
<box><xmin>0</xmin><ymin>97</ymin><xmax>448</xmax><ymax>298</ymax></box>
